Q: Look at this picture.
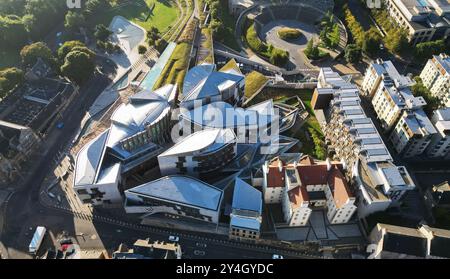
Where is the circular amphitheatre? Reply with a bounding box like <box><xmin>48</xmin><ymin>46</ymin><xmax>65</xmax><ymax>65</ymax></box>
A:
<box><xmin>238</xmin><ymin>1</ymin><xmax>345</xmax><ymax>74</ymax></box>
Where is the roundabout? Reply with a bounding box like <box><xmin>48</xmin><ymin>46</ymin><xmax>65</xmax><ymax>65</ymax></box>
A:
<box><xmin>236</xmin><ymin>1</ymin><xmax>347</xmax><ymax>75</ymax></box>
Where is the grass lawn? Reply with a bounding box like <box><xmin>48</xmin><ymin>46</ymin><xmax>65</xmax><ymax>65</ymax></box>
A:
<box><xmin>91</xmin><ymin>0</ymin><xmax>179</xmax><ymax>32</ymax></box>
<box><xmin>244</xmin><ymin>71</ymin><xmax>268</xmax><ymax>99</ymax></box>
<box><xmin>153</xmin><ymin>42</ymin><xmax>191</xmax><ymax>91</ymax></box>
<box><xmin>0</xmin><ymin>49</ymin><xmax>21</xmax><ymax>70</ymax></box>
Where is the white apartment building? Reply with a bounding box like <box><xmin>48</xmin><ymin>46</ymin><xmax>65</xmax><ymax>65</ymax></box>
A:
<box><xmin>263</xmin><ymin>155</ymin><xmax>357</xmax><ymax>226</ymax></box>
<box><xmin>362</xmin><ymin>59</ymin><xmax>415</xmax><ymax>97</ymax></box>
<box><xmin>420</xmin><ymin>54</ymin><xmax>450</xmax><ymax>107</ymax></box>
<box><xmin>390</xmin><ymin>109</ymin><xmax>437</xmax><ymax>157</ymax></box>
<box><xmin>383</xmin><ymin>0</ymin><xmax>450</xmax><ymax>45</ymax></box>
<box><xmin>362</xmin><ymin>59</ymin><xmax>426</xmax><ymax>131</ymax></box>
<box><xmin>426</xmin><ymin>108</ymin><xmax>450</xmax><ymax>158</ymax></box>
<box><xmin>315</xmin><ymin>68</ymin><xmax>416</xmax><ymax>219</ymax></box>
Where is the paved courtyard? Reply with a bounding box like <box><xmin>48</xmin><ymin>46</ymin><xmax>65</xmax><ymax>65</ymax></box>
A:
<box><xmin>276</xmin><ymin>210</ymin><xmax>364</xmax><ymax>244</ymax></box>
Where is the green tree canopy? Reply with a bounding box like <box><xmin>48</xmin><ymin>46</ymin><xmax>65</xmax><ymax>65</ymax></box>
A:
<box><xmin>414</xmin><ymin>40</ymin><xmax>446</xmax><ymax>63</ymax></box>
<box><xmin>0</xmin><ymin>67</ymin><xmax>24</xmax><ymax>98</ymax></box>
<box><xmin>60</xmin><ymin>50</ymin><xmax>95</xmax><ymax>85</ymax></box>
<box><xmin>363</xmin><ymin>27</ymin><xmax>382</xmax><ymax>57</ymax></box>
<box><xmin>64</xmin><ymin>11</ymin><xmax>85</xmax><ymax>31</ymax></box>
<box><xmin>20</xmin><ymin>41</ymin><xmax>55</xmax><ymax>67</ymax></box>
<box><xmin>57</xmin><ymin>40</ymin><xmax>85</xmax><ymax>61</ymax></box>
<box><xmin>0</xmin><ymin>15</ymin><xmax>28</xmax><ymax>50</ymax></box>
<box><xmin>345</xmin><ymin>44</ymin><xmax>362</xmax><ymax>63</ymax></box>
<box><xmin>94</xmin><ymin>24</ymin><xmax>112</xmax><ymax>42</ymax></box>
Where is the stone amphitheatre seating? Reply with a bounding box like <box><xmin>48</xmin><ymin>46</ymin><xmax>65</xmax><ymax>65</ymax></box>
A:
<box><xmin>254</xmin><ymin>4</ymin><xmax>325</xmax><ymax>26</ymax></box>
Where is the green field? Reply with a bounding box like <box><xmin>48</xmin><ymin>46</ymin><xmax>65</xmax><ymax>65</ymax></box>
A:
<box><xmin>92</xmin><ymin>0</ymin><xmax>179</xmax><ymax>33</ymax></box>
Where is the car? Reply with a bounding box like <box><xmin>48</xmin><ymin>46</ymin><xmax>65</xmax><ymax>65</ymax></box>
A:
<box><xmin>272</xmin><ymin>254</ymin><xmax>284</xmax><ymax>259</ymax></box>
<box><xmin>379</xmin><ymin>44</ymin><xmax>385</xmax><ymax>50</ymax></box>
<box><xmin>59</xmin><ymin>238</ymin><xmax>73</xmax><ymax>245</ymax></box>
<box><xmin>196</xmin><ymin>243</ymin><xmax>207</xmax><ymax>248</ymax></box>
<box><xmin>168</xmin><ymin>235</ymin><xmax>179</xmax><ymax>242</ymax></box>
<box><xmin>194</xmin><ymin>250</ymin><xmax>205</xmax><ymax>256</ymax></box>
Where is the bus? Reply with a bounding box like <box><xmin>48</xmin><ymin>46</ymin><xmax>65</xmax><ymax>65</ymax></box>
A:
<box><xmin>29</xmin><ymin>226</ymin><xmax>46</xmax><ymax>255</ymax></box>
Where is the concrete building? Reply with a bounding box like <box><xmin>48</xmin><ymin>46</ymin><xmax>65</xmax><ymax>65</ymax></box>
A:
<box><xmin>178</xmin><ymin>100</ymin><xmax>282</xmax><ymax>144</ymax></box>
<box><xmin>427</xmin><ymin>181</ymin><xmax>450</xmax><ymax>207</ymax></box>
<box><xmin>158</xmin><ymin>128</ymin><xmax>237</xmax><ymax>177</ymax></box>
<box><xmin>314</xmin><ymin>68</ymin><xmax>416</xmax><ymax>219</ymax></box>
<box><xmin>124</xmin><ymin>176</ymin><xmax>224</xmax><ymax>224</ymax></box>
<box><xmin>362</xmin><ymin>59</ymin><xmax>415</xmax><ymax>98</ymax></box>
<box><xmin>0</xmin><ymin>121</ymin><xmax>40</xmax><ymax>184</ymax></box>
<box><xmin>420</xmin><ymin>53</ymin><xmax>450</xmax><ymax>107</ymax></box>
<box><xmin>73</xmin><ymin>85</ymin><xmax>177</xmax><ymax>205</ymax></box>
<box><xmin>389</xmin><ymin>109</ymin><xmax>437</xmax><ymax>157</ymax></box>
<box><xmin>180</xmin><ymin>63</ymin><xmax>245</xmax><ymax>110</ymax></box>
<box><xmin>229</xmin><ymin>178</ymin><xmax>263</xmax><ymax>241</ymax></box>
<box><xmin>113</xmin><ymin>239</ymin><xmax>182</xmax><ymax>259</ymax></box>
<box><xmin>361</xmin><ymin>59</ymin><xmax>426</xmax><ymax>131</ymax></box>
<box><xmin>383</xmin><ymin>0</ymin><xmax>450</xmax><ymax>45</ymax></box>
<box><xmin>368</xmin><ymin>223</ymin><xmax>450</xmax><ymax>259</ymax></box>
<box><xmin>426</xmin><ymin>108</ymin><xmax>450</xmax><ymax>158</ymax></box>
<box><xmin>262</xmin><ymin>155</ymin><xmax>357</xmax><ymax>226</ymax></box>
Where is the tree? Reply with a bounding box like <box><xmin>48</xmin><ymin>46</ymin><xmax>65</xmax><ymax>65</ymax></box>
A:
<box><xmin>60</xmin><ymin>51</ymin><xmax>95</xmax><ymax>84</ymax></box>
<box><xmin>147</xmin><ymin>27</ymin><xmax>160</xmax><ymax>45</ymax></box>
<box><xmin>94</xmin><ymin>24</ymin><xmax>112</xmax><ymax>42</ymax></box>
<box><xmin>270</xmin><ymin>48</ymin><xmax>289</xmax><ymax>66</ymax></box>
<box><xmin>0</xmin><ymin>15</ymin><xmax>28</xmax><ymax>50</ymax></box>
<box><xmin>304</xmin><ymin>39</ymin><xmax>320</xmax><ymax>60</ymax></box>
<box><xmin>0</xmin><ymin>0</ymin><xmax>26</xmax><ymax>15</ymax></box>
<box><xmin>138</xmin><ymin>45</ymin><xmax>147</xmax><ymax>54</ymax></box>
<box><xmin>385</xmin><ymin>28</ymin><xmax>409</xmax><ymax>55</ymax></box>
<box><xmin>64</xmin><ymin>11</ymin><xmax>84</xmax><ymax>31</ymax></box>
<box><xmin>363</xmin><ymin>27</ymin><xmax>382</xmax><ymax>57</ymax></box>
<box><xmin>84</xmin><ymin>0</ymin><xmax>111</xmax><ymax>17</ymax></box>
<box><xmin>0</xmin><ymin>67</ymin><xmax>24</xmax><ymax>98</ymax></box>
<box><xmin>23</xmin><ymin>0</ymin><xmax>67</xmax><ymax>38</ymax></box>
<box><xmin>345</xmin><ymin>44</ymin><xmax>362</xmax><ymax>63</ymax></box>
<box><xmin>20</xmin><ymin>42</ymin><xmax>55</xmax><ymax>67</ymax></box>
<box><xmin>411</xmin><ymin>77</ymin><xmax>440</xmax><ymax>116</ymax></box>
<box><xmin>57</xmin><ymin>40</ymin><xmax>85</xmax><ymax>60</ymax></box>
<box><xmin>414</xmin><ymin>40</ymin><xmax>446</xmax><ymax>63</ymax></box>
<box><xmin>155</xmin><ymin>38</ymin><xmax>167</xmax><ymax>53</ymax></box>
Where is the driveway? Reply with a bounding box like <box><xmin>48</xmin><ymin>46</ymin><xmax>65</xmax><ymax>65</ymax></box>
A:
<box><xmin>261</xmin><ymin>20</ymin><xmax>317</xmax><ymax>71</ymax></box>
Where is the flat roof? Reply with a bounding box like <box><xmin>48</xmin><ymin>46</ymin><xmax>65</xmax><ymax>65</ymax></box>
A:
<box><xmin>126</xmin><ymin>176</ymin><xmax>223</xmax><ymax>211</ymax></box>
<box><xmin>232</xmin><ymin>178</ymin><xmax>262</xmax><ymax>214</ymax></box>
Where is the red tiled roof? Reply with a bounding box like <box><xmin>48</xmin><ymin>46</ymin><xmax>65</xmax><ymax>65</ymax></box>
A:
<box><xmin>297</xmin><ymin>165</ymin><xmax>329</xmax><ymax>186</ymax></box>
<box><xmin>327</xmin><ymin>166</ymin><xmax>353</xmax><ymax>208</ymax></box>
<box><xmin>267</xmin><ymin>158</ymin><xmax>285</xmax><ymax>188</ymax></box>
<box><xmin>299</xmin><ymin>155</ymin><xmax>315</xmax><ymax>166</ymax></box>
<box><xmin>288</xmin><ymin>186</ymin><xmax>309</xmax><ymax>209</ymax></box>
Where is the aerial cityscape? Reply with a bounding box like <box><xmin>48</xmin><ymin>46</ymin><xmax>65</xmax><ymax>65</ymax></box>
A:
<box><xmin>1</xmin><ymin>0</ymin><xmax>450</xmax><ymax>261</ymax></box>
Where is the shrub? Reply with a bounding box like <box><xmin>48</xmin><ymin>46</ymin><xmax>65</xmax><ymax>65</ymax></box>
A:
<box><xmin>277</xmin><ymin>27</ymin><xmax>302</xmax><ymax>40</ymax></box>
<box><xmin>138</xmin><ymin>45</ymin><xmax>147</xmax><ymax>54</ymax></box>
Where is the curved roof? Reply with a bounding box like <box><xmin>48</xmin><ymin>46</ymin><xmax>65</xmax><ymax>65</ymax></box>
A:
<box><xmin>74</xmin><ymin>130</ymin><xmax>109</xmax><ymax>186</ymax></box>
<box><xmin>159</xmin><ymin>128</ymin><xmax>236</xmax><ymax>157</ymax></box>
<box><xmin>180</xmin><ymin>100</ymin><xmax>278</xmax><ymax>129</ymax></box>
<box><xmin>126</xmin><ymin>175</ymin><xmax>223</xmax><ymax>211</ymax></box>
<box><xmin>182</xmin><ymin>64</ymin><xmax>244</xmax><ymax>102</ymax></box>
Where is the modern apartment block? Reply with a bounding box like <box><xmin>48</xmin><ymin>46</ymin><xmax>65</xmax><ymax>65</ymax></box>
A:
<box><xmin>420</xmin><ymin>53</ymin><xmax>450</xmax><ymax>107</ymax></box>
<box><xmin>390</xmin><ymin>110</ymin><xmax>437</xmax><ymax>157</ymax></box>
<box><xmin>313</xmin><ymin>68</ymin><xmax>416</xmax><ymax>219</ymax></box>
<box><xmin>229</xmin><ymin>178</ymin><xmax>263</xmax><ymax>241</ymax></box>
<box><xmin>426</xmin><ymin>108</ymin><xmax>450</xmax><ymax>158</ymax></box>
<box><xmin>362</xmin><ymin>59</ymin><xmax>426</xmax><ymax>131</ymax></box>
<box><xmin>262</xmin><ymin>155</ymin><xmax>357</xmax><ymax>226</ymax></box>
<box><xmin>362</xmin><ymin>59</ymin><xmax>415</xmax><ymax>98</ymax></box>
<box><xmin>383</xmin><ymin>0</ymin><xmax>450</xmax><ymax>45</ymax></box>
<box><xmin>157</xmin><ymin>128</ymin><xmax>237</xmax><ymax>177</ymax></box>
